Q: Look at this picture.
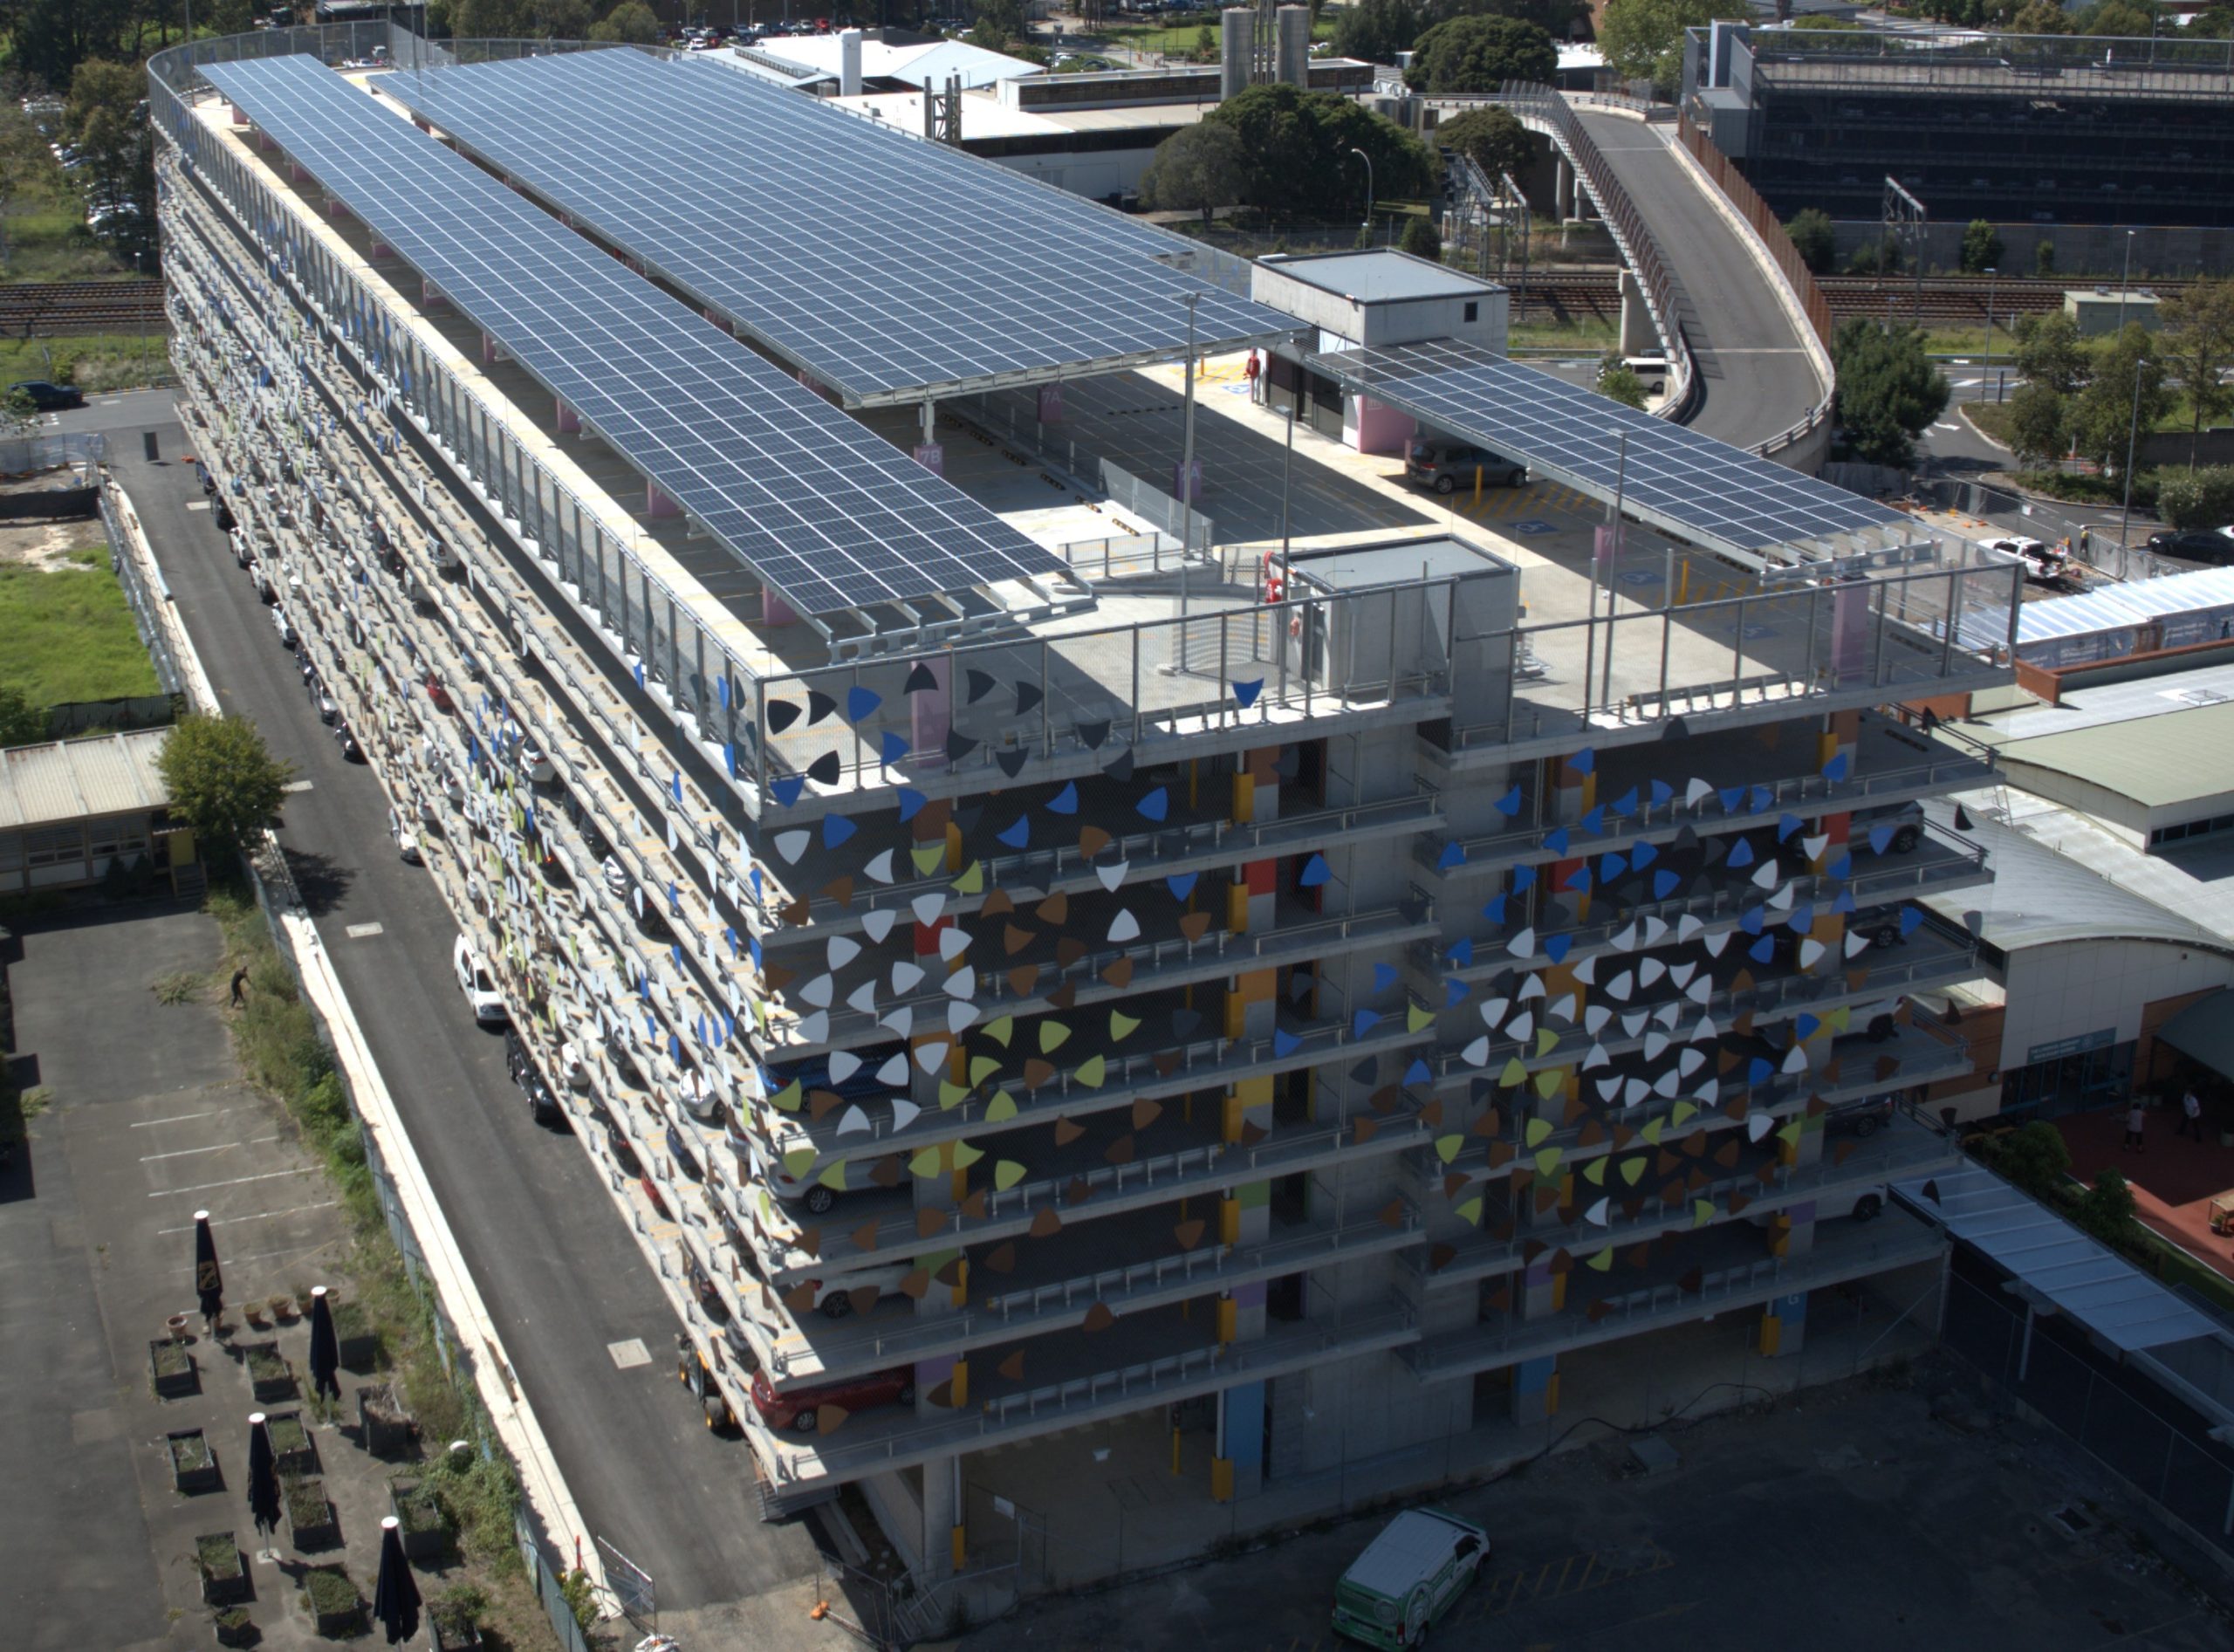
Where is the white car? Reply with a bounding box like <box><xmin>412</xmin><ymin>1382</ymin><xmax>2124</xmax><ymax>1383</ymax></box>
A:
<box><xmin>272</xmin><ymin>606</ymin><xmax>298</xmax><ymax>649</ymax></box>
<box><xmin>517</xmin><ymin>737</ymin><xmax>556</xmax><ymax>785</ymax></box>
<box><xmin>799</xmin><ymin>1263</ymin><xmax>914</xmax><ymax>1319</ymax></box>
<box><xmin>388</xmin><ymin>808</ymin><xmax>421</xmax><ymax>865</ymax></box>
<box><xmin>451</xmin><ymin>934</ymin><xmax>507</xmax><ymax>1024</ymax></box>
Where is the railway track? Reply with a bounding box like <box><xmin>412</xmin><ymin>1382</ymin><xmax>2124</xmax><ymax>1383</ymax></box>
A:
<box><xmin>0</xmin><ymin>278</ymin><xmax>165</xmax><ymax>337</ymax></box>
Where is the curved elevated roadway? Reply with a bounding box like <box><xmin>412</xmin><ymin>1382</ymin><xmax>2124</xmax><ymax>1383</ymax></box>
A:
<box><xmin>1568</xmin><ymin>108</ymin><xmax>1826</xmax><ymax>456</ymax></box>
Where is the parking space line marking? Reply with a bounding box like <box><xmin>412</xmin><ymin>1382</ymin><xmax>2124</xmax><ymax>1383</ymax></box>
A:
<box><xmin>346</xmin><ymin>922</ymin><xmax>385</xmax><ymax>938</ymax></box>
<box><xmin>283</xmin><ymin>779</ymin><xmax>315</xmax><ymax>792</ymax></box>
<box><xmin>158</xmin><ymin>1199</ymin><xmax>340</xmax><ymax>1236</ymax></box>
<box><xmin>132</xmin><ymin>1108</ymin><xmax>229</xmax><ymax>1128</ymax></box>
<box><xmin>148</xmin><ymin>1166</ymin><xmax>319</xmax><ymax>1198</ymax></box>
<box><xmin>140</xmin><ymin>1142</ymin><xmax>238</xmax><ymax>1162</ymax></box>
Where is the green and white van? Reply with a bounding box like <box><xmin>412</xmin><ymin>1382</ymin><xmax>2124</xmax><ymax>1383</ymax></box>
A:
<box><xmin>1330</xmin><ymin>1507</ymin><xmax>1490</xmax><ymax>1649</ymax></box>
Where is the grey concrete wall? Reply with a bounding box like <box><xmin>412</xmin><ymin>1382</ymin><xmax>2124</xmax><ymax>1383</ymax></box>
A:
<box><xmin>1827</xmin><ymin>219</ymin><xmax>2234</xmax><ymax>279</ymax></box>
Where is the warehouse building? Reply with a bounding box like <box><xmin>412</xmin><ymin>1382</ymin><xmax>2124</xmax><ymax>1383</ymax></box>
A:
<box><xmin>0</xmin><ymin>729</ymin><xmax>191</xmax><ymax>896</ymax></box>
<box><xmin>154</xmin><ymin>28</ymin><xmax>2019</xmax><ymax>1587</ymax></box>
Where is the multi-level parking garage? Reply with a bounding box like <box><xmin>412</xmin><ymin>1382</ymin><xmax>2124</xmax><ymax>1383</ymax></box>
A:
<box><xmin>153</xmin><ymin>28</ymin><xmax>2025</xmax><ymax>1587</ymax></box>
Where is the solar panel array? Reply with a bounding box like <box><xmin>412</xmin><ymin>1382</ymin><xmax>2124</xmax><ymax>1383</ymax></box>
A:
<box><xmin>1305</xmin><ymin>339</ymin><xmax>1911</xmax><ymax>559</ymax></box>
<box><xmin>373</xmin><ymin>47</ymin><xmax>1298</xmax><ymax>403</ymax></box>
<box><xmin>200</xmin><ymin>54</ymin><xmax>1072</xmax><ymax>618</ymax></box>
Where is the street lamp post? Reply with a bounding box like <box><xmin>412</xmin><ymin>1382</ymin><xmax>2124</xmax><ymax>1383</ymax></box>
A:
<box><xmin>1981</xmin><ymin>266</ymin><xmax>1998</xmax><ymax>401</ymax></box>
<box><xmin>1348</xmin><ymin>147</ymin><xmax>1374</xmax><ymax>245</ymax></box>
<box><xmin>2119</xmin><ymin>229</ymin><xmax>2135</xmax><ymax>333</ymax></box>
<box><xmin>2119</xmin><ymin>355</ymin><xmax>2144</xmax><ymax>561</ymax></box>
<box><xmin>1170</xmin><ymin>289</ymin><xmax>1201</xmax><ymax>672</ymax></box>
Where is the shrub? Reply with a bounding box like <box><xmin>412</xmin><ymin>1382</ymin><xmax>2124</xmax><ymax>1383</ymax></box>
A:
<box><xmin>2154</xmin><ymin>465</ymin><xmax>2234</xmax><ymax>529</ymax></box>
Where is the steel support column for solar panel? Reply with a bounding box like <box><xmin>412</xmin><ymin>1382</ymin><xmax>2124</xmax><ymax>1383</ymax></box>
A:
<box><xmin>1730</xmin><ymin>597</ymin><xmax>1747</xmax><ymax>709</ymax></box>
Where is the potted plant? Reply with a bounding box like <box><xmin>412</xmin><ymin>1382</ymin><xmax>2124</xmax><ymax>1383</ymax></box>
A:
<box><xmin>390</xmin><ymin>1478</ymin><xmax>453</xmax><ymax>1562</ymax></box>
<box><xmin>195</xmin><ymin>1532</ymin><xmax>249</xmax><ymax>1606</ymax></box>
<box><xmin>168</xmin><ymin>1429</ymin><xmax>222</xmax><ymax>1495</ymax></box>
<box><xmin>212</xmin><ymin>1605</ymin><xmax>255</xmax><ymax>1648</ymax></box>
<box><xmin>242</xmin><ymin>1301</ymin><xmax>270</xmax><ymax>1332</ymax></box>
<box><xmin>299</xmin><ymin>1566</ymin><xmax>362</xmax><ymax>1638</ymax></box>
<box><xmin>150</xmin><ymin>1337</ymin><xmax>198</xmax><ymax>1400</ymax></box>
<box><xmin>358</xmin><ymin>1383</ymin><xmax>414</xmax><ymax>1457</ymax></box>
<box><xmin>284</xmin><ymin>1476</ymin><xmax>339</xmax><ymax>1551</ymax></box>
<box><xmin>429</xmin><ymin>1583</ymin><xmax>487</xmax><ymax>1651</ymax></box>
<box><xmin>242</xmin><ymin>1342</ymin><xmax>296</xmax><ymax>1403</ymax></box>
<box><xmin>266</xmin><ymin>1410</ymin><xmax>318</xmax><ymax>1476</ymax></box>
<box><xmin>331</xmin><ymin>1298</ymin><xmax>380</xmax><ymax>1370</ymax></box>
<box><xmin>267</xmin><ymin>1294</ymin><xmax>298</xmax><ymax>1325</ymax></box>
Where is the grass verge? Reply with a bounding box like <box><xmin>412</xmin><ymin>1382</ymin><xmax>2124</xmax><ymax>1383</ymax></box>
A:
<box><xmin>0</xmin><ymin>557</ymin><xmax>162</xmax><ymax>708</ymax></box>
<box><xmin>204</xmin><ymin>875</ymin><xmax>562</xmax><ymax>1651</ymax></box>
<box><xmin>0</xmin><ymin>332</ymin><xmax>171</xmax><ymax>394</ymax></box>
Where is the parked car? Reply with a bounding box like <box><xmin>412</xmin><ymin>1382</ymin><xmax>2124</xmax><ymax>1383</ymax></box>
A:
<box><xmin>748</xmin><ymin>1366</ymin><xmax>914</xmax><ymax>1433</ymax></box>
<box><xmin>2144</xmin><ymin>525</ymin><xmax>2234</xmax><ymax>566</ymax></box>
<box><xmin>504</xmin><ymin>1026</ymin><xmax>563</xmax><ymax>1125</ymax></box>
<box><xmin>272</xmin><ymin>606</ymin><xmax>298</xmax><ymax>649</ymax></box>
<box><xmin>1853</xmin><ymin>799</ymin><xmax>1925</xmax><ymax>855</ymax></box>
<box><xmin>517</xmin><ymin>737</ymin><xmax>555</xmax><ymax>785</ymax></box>
<box><xmin>451</xmin><ymin>934</ymin><xmax>507</xmax><ymax>1025</ymax></box>
<box><xmin>796</xmin><ymin>1262</ymin><xmax>914</xmax><ymax>1320</ymax></box>
<box><xmin>10</xmin><ymin>379</ymin><xmax>82</xmax><ymax>410</ymax></box>
<box><xmin>1405</xmin><ymin>440</ymin><xmax>1525</xmax><ymax>495</ymax></box>
<box><xmin>333</xmin><ymin>721</ymin><xmax>365</xmax><ymax>763</ymax></box>
<box><xmin>1330</xmin><ymin>1508</ymin><xmax>1490</xmax><ymax>1649</ymax></box>
<box><xmin>425</xmin><ymin>669</ymin><xmax>454</xmax><ymax>712</ymax></box>
<box><xmin>1826</xmin><ymin>1094</ymin><xmax>1895</xmax><ymax>1140</ymax></box>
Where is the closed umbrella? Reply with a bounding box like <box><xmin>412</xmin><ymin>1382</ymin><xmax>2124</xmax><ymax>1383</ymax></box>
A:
<box><xmin>372</xmin><ymin>1515</ymin><xmax>421</xmax><ymax>1645</ymax></box>
<box><xmin>306</xmin><ymin>1285</ymin><xmax>341</xmax><ymax>1403</ymax></box>
<box><xmin>246</xmin><ymin>1412</ymin><xmax>282</xmax><ymax>1539</ymax></box>
<box><xmin>193</xmin><ymin>1210</ymin><xmax>223</xmax><ymax>1329</ymax></box>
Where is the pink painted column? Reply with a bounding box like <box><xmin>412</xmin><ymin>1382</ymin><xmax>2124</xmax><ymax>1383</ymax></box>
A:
<box><xmin>231</xmin><ymin>106</ymin><xmax>250</xmax><ymax>127</ymax></box>
<box><xmin>324</xmin><ymin>196</ymin><xmax>347</xmax><ymax>223</ymax></box>
<box><xmin>1172</xmin><ymin>456</ymin><xmax>1203</xmax><ymax>502</ymax></box>
<box><xmin>368</xmin><ymin>240</ymin><xmax>394</xmax><ymax>260</ymax></box>
<box><xmin>913</xmin><ymin>443</ymin><xmax>944</xmax><ymax>477</ymax></box>
<box><xmin>412</xmin><ymin>116</ymin><xmax>432</xmax><ymax>134</ymax></box>
<box><xmin>555</xmin><ymin>399</ymin><xmax>579</xmax><ymax>434</ymax></box>
<box><xmin>1037</xmin><ymin>384</ymin><xmax>1065</xmax><ymax>424</ymax></box>
<box><xmin>764</xmin><ymin>591</ymin><xmax>798</xmax><ymax>627</ymax></box>
<box><xmin>646</xmin><ymin>483</ymin><xmax>682</xmax><ymax>519</ymax></box>
<box><xmin>420</xmin><ymin>280</ymin><xmax>445</xmax><ymax>311</ymax></box>
<box><xmin>910</xmin><ymin>656</ymin><xmax>952</xmax><ymax>771</ymax></box>
<box><xmin>291</xmin><ymin>161</ymin><xmax>312</xmax><ymax>182</ymax></box>
<box><xmin>1349</xmin><ymin>394</ymin><xmax>1413</xmax><ymax>456</ymax></box>
<box><xmin>481</xmin><ymin>332</ymin><xmax>500</xmax><ymax>365</ymax></box>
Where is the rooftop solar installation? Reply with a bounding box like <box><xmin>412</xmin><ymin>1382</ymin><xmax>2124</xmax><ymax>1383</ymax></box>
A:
<box><xmin>1305</xmin><ymin>339</ymin><xmax>1912</xmax><ymax>562</ymax></box>
<box><xmin>372</xmin><ymin>47</ymin><xmax>1299</xmax><ymax>405</ymax></box>
<box><xmin>198</xmin><ymin>54</ymin><xmax>1072</xmax><ymax>620</ymax></box>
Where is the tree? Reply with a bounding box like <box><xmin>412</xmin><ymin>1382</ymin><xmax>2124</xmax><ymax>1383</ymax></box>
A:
<box><xmin>2008</xmin><ymin>0</ymin><xmax>2073</xmax><ymax>30</ymax></box>
<box><xmin>154</xmin><ymin>716</ymin><xmax>295</xmax><ymax>857</ymax></box>
<box><xmin>0</xmin><ymin>387</ymin><xmax>42</xmax><ymax>438</ymax></box>
<box><xmin>2069</xmin><ymin>322</ymin><xmax>2172</xmax><ymax>470</ymax></box>
<box><xmin>1434</xmin><ymin>107</ymin><xmax>1534</xmax><ymax>191</ymax></box>
<box><xmin>1333</xmin><ymin>0</ymin><xmax>1423</xmax><ymax>63</ymax></box>
<box><xmin>2072</xmin><ymin>1168</ymin><xmax>2139</xmax><ymax>1246</ymax></box>
<box><xmin>1404</xmin><ymin>15</ymin><xmax>1557</xmax><ymax>91</ymax></box>
<box><xmin>588</xmin><ymin>1</ymin><xmax>660</xmax><ymax>42</ymax></box>
<box><xmin>2159</xmin><ymin>276</ymin><xmax>2234</xmax><ymax>469</ymax></box>
<box><xmin>2078</xmin><ymin>0</ymin><xmax>2154</xmax><ymax>33</ymax></box>
<box><xmin>2155</xmin><ymin>465</ymin><xmax>2234</xmax><ymax>529</ymax></box>
<box><xmin>1400</xmin><ymin>214</ymin><xmax>1443</xmax><ymax>261</ymax></box>
<box><xmin>1990</xmin><ymin>1120</ymin><xmax>2072</xmax><ymax>1199</ymax></box>
<box><xmin>1204</xmin><ymin>84</ymin><xmax>1433</xmax><ymax>221</ymax></box>
<box><xmin>1959</xmin><ymin>218</ymin><xmax>2004</xmax><ymax>275</ymax></box>
<box><xmin>1140</xmin><ymin>121</ymin><xmax>1247</xmax><ymax>226</ymax></box>
<box><xmin>1832</xmin><ymin>319</ymin><xmax>1950</xmax><ymax>466</ymax></box>
<box><xmin>1597</xmin><ymin>355</ymin><xmax>1648</xmax><ymax>408</ymax></box>
<box><xmin>528</xmin><ymin>0</ymin><xmax>593</xmax><ymax>36</ymax></box>
<box><xmin>2034</xmin><ymin>236</ymin><xmax>2056</xmax><ymax>278</ymax></box>
<box><xmin>450</xmin><ymin>0</ymin><xmax>529</xmax><ymax>35</ymax></box>
<box><xmin>2004</xmin><ymin>381</ymin><xmax>2069</xmax><ymax>469</ymax></box>
<box><xmin>2013</xmin><ymin>311</ymin><xmax>2087</xmax><ymax>395</ymax></box>
<box><xmin>0</xmin><ymin>683</ymin><xmax>48</xmax><ymax>748</ymax></box>
<box><xmin>1597</xmin><ymin>0</ymin><xmax>1749</xmax><ymax>99</ymax></box>
<box><xmin>1785</xmin><ymin>208</ymin><xmax>1835</xmax><ymax>275</ymax></box>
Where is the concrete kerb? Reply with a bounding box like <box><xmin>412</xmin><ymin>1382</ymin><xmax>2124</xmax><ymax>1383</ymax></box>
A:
<box><xmin>1661</xmin><ymin>128</ymin><xmax>1836</xmax><ymax>415</ymax></box>
<box><xmin>106</xmin><ymin>465</ymin><xmax>222</xmax><ymax>716</ymax></box>
<box><xmin>105</xmin><ymin>456</ymin><xmax>606</xmax><ymax>1601</ymax></box>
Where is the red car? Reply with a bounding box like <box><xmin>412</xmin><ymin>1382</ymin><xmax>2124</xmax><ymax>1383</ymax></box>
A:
<box><xmin>750</xmin><ymin>1367</ymin><xmax>914</xmax><ymax>1433</ymax></box>
<box><xmin>425</xmin><ymin>671</ymin><xmax>453</xmax><ymax>712</ymax></box>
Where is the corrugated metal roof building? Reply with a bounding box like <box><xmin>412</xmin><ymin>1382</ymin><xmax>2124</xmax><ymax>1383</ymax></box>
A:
<box><xmin>0</xmin><ymin>728</ymin><xmax>176</xmax><ymax>894</ymax></box>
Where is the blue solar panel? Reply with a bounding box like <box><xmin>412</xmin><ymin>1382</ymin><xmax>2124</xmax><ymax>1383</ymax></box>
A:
<box><xmin>373</xmin><ymin>47</ymin><xmax>1298</xmax><ymax>403</ymax></box>
<box><xmin>1306</xmin><ymin>339</ymin><xmax>1911</xmax><ymax>559</ymax></box>
<box><xmin>198</xmin><ymin>54</ymin><xmax>1073</xmax><ymax>619</ymax></box>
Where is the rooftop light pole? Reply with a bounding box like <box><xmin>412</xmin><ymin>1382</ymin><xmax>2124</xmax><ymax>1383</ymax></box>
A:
<box><xmin>1348</xmin><ymin>147</ymin><xmax>1374</xmax><ymax>244</ymax></box>
<box><xmin>1168</xmin><ymin>288</ymin><xmax>1202</xmax><ymax>675</ymax></box>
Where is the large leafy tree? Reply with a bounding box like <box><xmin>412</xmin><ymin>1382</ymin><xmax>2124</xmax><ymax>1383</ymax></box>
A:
<box><xmin>2159</xmin><ymin>276</ymin><xmax>2234</xmax><ymax>470</ymax></box>
<box><xmin>1597</xmin><ymin>0</ymin><xmax>1749</xmax><ymax>99</ymax></box>
<box><xmin>155</xmin><ymin>716</ymin><xmax>295</xmax><ymax>857</ymax></box>
<box><xmin>2012</xmin><ymin>312</ymin><xmax>2087</xmax><ymax>396</ymax></box>
<box><xmin>1434</xmin><ymin>106</ymin><xmax>1534</xmax><ymax>189</ymax></box>
<box><xmin>1334</xmin><ymin>0</ymin><xmax>1585</xmax><ymax>65</ymax></box>
<box><xmin>2004</xmin><ymin>381</ymin><xmax>2069</xmax><ymax>470</ymax></box>
<box><xmin>1141</xmin><ymin>121</ymin><xmax>1248</xmax><ymax>225</ymax></box>
<box><xmin>1832</xmin><ymin>319</ymin><xmax>1950</xmax><ymax>466</ymax></box>
<box><xmin>1204</xmin><ymin>84</ymin><xmax>1432</xmax><ymax>221</ymax></box>
<box><xmin>1785</xmin><ymin>208</ymin><xmax>1835</xmax><ymax>274</ymax></box>
<box><xmin>2069</xmin><ymin>322</ymin><xmax>2172</xmax><ymax>471</ymax></box>
<box><xmin>588</xmin><ymin>1</ymin><xmax>661</xmax><ymax>43</ymax></box>
<box><xmin>1402</xmin><ymin>16</ymin><xmax>1557</xmax><ymax>92</ymax></box>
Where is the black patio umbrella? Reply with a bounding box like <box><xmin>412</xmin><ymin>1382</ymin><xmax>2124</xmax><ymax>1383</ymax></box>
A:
<box><xmin>246</xmin><ymin>1412</ymin><xmax>282</xmax><ymax>1539</ymax></box>
<box><xmin>372</xmin><ymin>1515</ymin><xmax>421</xmax><ymax>1646</ymax></box>
<box><xmin>306</xmin><ymin>1285</ymin><xmax>342</xmax><ymax>1403</ymax></box>
<box><xmin>192</xmin><ymin>1210</ymin><xmax>223</xmax><ymax>1327</ymax></box>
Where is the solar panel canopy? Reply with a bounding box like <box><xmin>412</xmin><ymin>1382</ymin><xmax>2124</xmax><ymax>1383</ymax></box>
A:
<box><xmin>373</xmin><ymin>47</ymin><xmax>1299</xmax><ymax>404</ymax></box>
<box><xmin>1305</xmin><ymin>339</ymin><xmax>1912</xmax><ymax>562</ymax></box>
<box><xmin>199</xmin><ymin>54</ymin><xmax>1072</xmax><ymax>619</ymax></box>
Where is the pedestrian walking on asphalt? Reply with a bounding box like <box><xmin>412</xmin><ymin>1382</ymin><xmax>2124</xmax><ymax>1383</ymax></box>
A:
<box><xmin>2125</xmin><ymin>1100</ymin><xmax>2148</xmax><ymax>1152</ymax></box>
<box><xmin>2182</xmin><ymin>1087</ymin><xmax>2206</xmax><ymax>1142</ymax></box>
<box><xmin>229</xmin><ymin>965</ymin><xmax>250</xmax><ymax>1007</ymax></box>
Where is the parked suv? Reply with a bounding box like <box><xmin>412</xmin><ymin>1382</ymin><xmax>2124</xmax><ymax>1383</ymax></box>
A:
<box><xmin>749</xmin><ymin>1367</ymin><xmax>914</xmax><ymax>1433</ymax></box>
<box><xmin>9</xmin><ymin>379</ymin><xmax>82</xmax><ymax>410</ymax></box>
<box><xmin>2144</xmin><ymin>526</ymin><xmax>2234</xmax><ymax>566</ymax></box>
<box><xmin>1405</xmin><ymin>440</ymin><xmax>1526</xmax><ymax>495</ymax></box>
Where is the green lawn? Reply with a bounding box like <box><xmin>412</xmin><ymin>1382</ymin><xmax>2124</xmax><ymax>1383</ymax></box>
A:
<box><xmin>0</xmin><ymin>556</ymin><xmax>161</xmax><ymax>708</ymax></box>
<box><xmin>1508</xmin><ymin>318</ymin><xmax>1620</xmax><ymax>351</ymax></box>
<box><xmin>0</xmin><ymin>332</ymin><xmax>169</xmax><ymax>394</ymax></box>
<box><xmin>1101</xmin><ymin>15</ymin><xmax>1338</xmax><ymax>57</ymax></box>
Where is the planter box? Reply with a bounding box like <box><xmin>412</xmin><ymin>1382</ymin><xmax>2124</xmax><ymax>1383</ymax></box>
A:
<box><xmin>195</xmin><ymin>1532</ymin><xmax>250</xmax><ymax>1607</ymax></box>
<box><xmin>241</xmin><ymin>1342</ymin><xmax>296</xmax><ymax>1404</ymax></box>
<box><xmin>213</xmin><ymin>1607</ymin><xmax>255</xmax><ymax>1648</ymax></box>
<box><xmin>331</xmin><ymin>1302</ymin><xmax>380</xmax><ymax>1372</ymax></box>
<box><xmin>430</xmin><ymin>1608</ymin><xmax>484</xmax><ymax>1652</ymax></box>
<box><xmin>284</xmin><ymin>1477</ymin><xmax>339</xmax><ymax>1553</ymax></box>
<box><xmin>168</xmin><ymin>1429</ymin><xmax>222</xmax><ymax>1496</ymax></box>
<box><xmin>389</xmin><ymin>1479</ymin><xmax>453</xmax><ymax>1562</ymax></box>
<box><xmin>150</xmin><ymin>1338</ymin><xmax>198</xmax><ymax>1400</ymax></box>
<box><xmin>300</xmin><ymin>1566</ymin><xmax>361</xmax><ymax>1639</ymax></box>
<box><xmin>357</xmin><ymin>1384</ymin><xmax>413</xmax><ymax>1458</ymax></box>
<box><xmin>265</xmin><ymin>1411</ymin><xmax>318</xmax><ymax>1477</ymax></box>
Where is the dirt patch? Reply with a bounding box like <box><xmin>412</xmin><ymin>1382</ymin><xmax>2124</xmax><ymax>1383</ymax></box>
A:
<box><xmin>0</xmin><ymin>468</ymin><xmax>103</xmax><ymax>571</ymax></box>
